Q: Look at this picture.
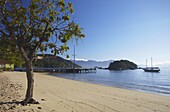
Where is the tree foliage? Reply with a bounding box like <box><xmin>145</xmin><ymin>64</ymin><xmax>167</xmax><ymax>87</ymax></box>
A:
<box><xmin>0</xmin><ymin>38</ymin><xmax>24</xmax><ymax>67</ymax></box>
<box><xmin>0</xmin><ymin>0</ymin><xmax>85</xmax><ymax>104</ymax></box>
<box><xmin>0</xmin><ymin>0</ymin><xmax>84</xmax><ymax>61</ymax></box>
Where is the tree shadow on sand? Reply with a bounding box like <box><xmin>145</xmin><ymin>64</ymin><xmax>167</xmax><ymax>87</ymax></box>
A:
<box><xmin>0</xmin><ymin>100</ymin><xmax>39</xmax><ymax>106</ymax></box>
<box><xmin>0</xmin><ymin>101</ymin><xmax>22</xmax><ymax>111</ymax></box>
<box><xmin>0</xmin><ymin>101</ymin><xmax>22</xmax><ymax>105</ymax></box>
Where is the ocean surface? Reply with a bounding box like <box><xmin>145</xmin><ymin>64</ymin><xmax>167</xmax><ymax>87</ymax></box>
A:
<box><xmin>50</xmin><ymin>68</ymin><xmax>170</xmax><ymax>96</ymax></box>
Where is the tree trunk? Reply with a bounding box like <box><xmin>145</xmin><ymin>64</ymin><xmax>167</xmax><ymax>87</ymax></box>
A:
<box><xmin>18</xmin><ymin>47</ymin><xmax>38</xmax><ymax>105</ymax></box>
<box><xmin>25</xmin><ymin>61</ymin><xmax>34</xmax><ymax>102</ymax></box>
<box><xmin>22</xmin><ymin>60</ymin><xmax>39</xmax><ymax>105</ymax></box>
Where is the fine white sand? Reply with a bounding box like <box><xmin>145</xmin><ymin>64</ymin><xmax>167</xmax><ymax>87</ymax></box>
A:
<box><xmin>0</xmin><ymin>72</ymin><xmax>170</xmax><ymax>112</ymax></box>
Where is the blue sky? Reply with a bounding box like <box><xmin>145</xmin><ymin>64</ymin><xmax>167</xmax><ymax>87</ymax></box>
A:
<box><xmin>62</xmin><ymin>0</ymin><xmax>170</xmax><ymax>65</ymax></box>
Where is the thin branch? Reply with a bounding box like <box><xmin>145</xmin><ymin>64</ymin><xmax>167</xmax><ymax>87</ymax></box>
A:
<box><xmin>18</xmin><ymin>46</ymin><xmax>30</xmax><ymax>63</ymax></box>
<box><xmin>50</xmin><ymin>21</ymin><xmax>65</xmax><ymax>32</ymax></box>
<box><xmin>28</xmin><ymin>22</ymin><xmax>49</xmax><ymax>60</ymax></box>
<box><xmin>0</xmin><ymin>30</ymin><xmax>10</xmax><ymax>37</ymax></box>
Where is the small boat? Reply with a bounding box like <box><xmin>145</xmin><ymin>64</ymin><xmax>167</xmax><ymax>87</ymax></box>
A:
<box><xmin>143</xmin><ymin>57</ymin><xmax>160</xmax><ymax>72</ymax></box>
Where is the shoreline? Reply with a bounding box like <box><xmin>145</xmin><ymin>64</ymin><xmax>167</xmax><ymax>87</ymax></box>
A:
<box><xmin>48</xmin><ymin>70</ymin><xmax>170</xmax><ymax>97</ymax></box>
<box><xmin>0</xmin><ymin>71</ymin><xmax>170</xmax><ymax>112</ymax></box>
<box><xmin>13</xmin><ymin>71</ymin><xmax>170</xmax><ymax>97</ymax></box>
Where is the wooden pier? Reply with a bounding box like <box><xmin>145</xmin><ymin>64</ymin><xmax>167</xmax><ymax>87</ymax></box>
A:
<box><xmin>14</xmin><ymin>68</ymin><xmax>97</xmax><ymax>73</ymax></box>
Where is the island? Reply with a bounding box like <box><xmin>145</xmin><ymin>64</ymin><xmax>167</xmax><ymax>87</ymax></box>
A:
<box><xmin>108</xmin><ymin>60</ymin><xmax>137</xmax><ymax>70</ymax></box>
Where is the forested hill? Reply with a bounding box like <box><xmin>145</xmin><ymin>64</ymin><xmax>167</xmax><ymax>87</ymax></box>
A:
<box><xmin>108</xmin><ymin>60</ymin><xmax>137</xmax><ymax>70</ymax></box>
<box><xmin>33</xmin><ymin>54</ymin><xmax>81</xmax><ymax>68</ymax></box>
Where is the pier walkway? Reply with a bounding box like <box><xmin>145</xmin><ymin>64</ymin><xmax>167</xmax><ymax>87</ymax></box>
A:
<box><xmin>14</xmin><ymin>68</ymin><xmax>97</xmax><ymax>73</ymax></box>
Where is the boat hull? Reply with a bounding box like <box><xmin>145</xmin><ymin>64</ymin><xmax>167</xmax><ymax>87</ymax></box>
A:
<box><xmin>143</xmin><ymin>67</ymin><xmax>160</xmax><ymax>72</ymax></box>
<box><xmin>143</xmin><ymin>69</ymin><xmax>160</xmax><ymax>72</ymax></box>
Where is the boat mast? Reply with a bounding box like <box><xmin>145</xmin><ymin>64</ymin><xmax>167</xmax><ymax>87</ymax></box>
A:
<box><xmin>146</xmin><ymin>59</ymin><xmax>147</xmax><ymax>67</ymax></box>
<box><xmin>151</xmin><ymin>57</ymin><xmax>153</xmax><ymax>67</ymax></box>
<box><xmin>73</xmin><ymin>45</ymin><xmax>76</xmax><ymax>70</ymax></box>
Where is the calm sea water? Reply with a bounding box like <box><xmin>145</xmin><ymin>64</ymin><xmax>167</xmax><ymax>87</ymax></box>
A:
<box><xmin>50</xmin><ymin>68</ymin><xmax>170</xmax><ymax>96</ymax></box>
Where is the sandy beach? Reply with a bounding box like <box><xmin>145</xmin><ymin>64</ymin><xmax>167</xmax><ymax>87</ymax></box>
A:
<box><xmin>0</xmin><ymin>72</ymin><xmax>170</xmax><ymax>112</ymax></box>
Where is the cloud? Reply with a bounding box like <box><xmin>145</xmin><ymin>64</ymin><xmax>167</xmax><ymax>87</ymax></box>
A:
<box><xmin>75</xmin><ymin>58</ymin><xmax>88</xmax><ymax>61</ymax></box>
<box><xmin>67</xmin><ymin>58</ymin><xmax>88</xmax><ymax>61</ymax></box>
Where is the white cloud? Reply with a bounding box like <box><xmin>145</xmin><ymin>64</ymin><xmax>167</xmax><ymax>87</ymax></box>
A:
<box><xmin>67</xmin><ymin>58</ymin><xmax>88</xmax><ymax>61</ymax></box>
<box><xmin>75</xmin><ymin>58</ymin><xmax>88</xmax><ymax>61</ymax></box>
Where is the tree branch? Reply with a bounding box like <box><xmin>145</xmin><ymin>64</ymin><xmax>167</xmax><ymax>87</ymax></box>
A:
<box><xmin>28</xmin><ymin>22</ymin><xmax>49</xmax><ymax>60</ymax></box>
<box><xmin>51</xmin><ymin>21</ymin><xmax>66</xmax><ymax>32</ymax></box>
<box><xmin>0</xmin><ymin>30</ymin><xmax>9</xmax><ymax>37</ymax></box>
<box><xmin>18</xmin><ymin>46</ymin><xmax>30</xmax><ymax>63</ymax></box>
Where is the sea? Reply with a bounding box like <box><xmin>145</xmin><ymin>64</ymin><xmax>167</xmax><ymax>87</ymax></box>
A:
<box><xmin>50</xmin><ymin>68</ymin><xmax>170</xmax><ymax>96</ymax></box>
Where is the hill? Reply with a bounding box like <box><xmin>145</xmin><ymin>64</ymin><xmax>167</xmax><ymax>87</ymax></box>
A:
<box><xmin>70</xmin><ymin>60</ymin><xmax>113</xmax><ymax>68</ymax></box>
<box><xmin>108</xmin><ymin>60</ymin><xmax>137</xmax><ymax>70</ymax></box>
<box><xmin>33</xmin><ymin>54</ymin><xmax>81</xmax><ymax>68</ymax></box>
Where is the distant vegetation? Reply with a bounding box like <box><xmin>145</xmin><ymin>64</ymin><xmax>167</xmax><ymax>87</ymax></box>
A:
<box><xmin>33</xmin><ymin>54</ymin><xmax>81</xmax><ymax>68</ymax></box>
<box><xmin>108</xmin><ymin>60</ymin><xmax>137</xmax><ymax>70</ymax></box>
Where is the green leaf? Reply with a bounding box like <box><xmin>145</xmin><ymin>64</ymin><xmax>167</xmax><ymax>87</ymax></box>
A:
<box><xmin>62</xmin><ymin>15</ymin><xmax>70</xmax><ymax>21</ymax></box>
<box><xmin>32</xmin><ymin>0</ymin><xmax>40</xmax><ymax>2</ymax></box>
<box><xmin>70</xmin><ymin>8</ymin><xmax>74</xmax><ymax>14</ymax></box>
<box><xmin>50</xmin><ymin>16</ymin><xmax>54</xmax><ymax>22</ymax></box>
<box><xmin>60</xmin><ymin>8</ymin><xmax>65</xmax><ymax>12</ymax></box>
<box><xmin>66</xmin><ymin>54</ymin><xmax>69</xmax><ymax>59</ymax></box>
<box><xmin>61</xmin><ymin>38</ymin><xmax>67</xmax><ymax>43</ymax></box>
<box><xmin>58</xmin><ymin>0</ymin><xmax>65</xmax><ymax>9</ymax></box>
<box><xmin>68</xmin><ymin>2</ymin><xmax>72</xmax><ymax>7</ymax></box>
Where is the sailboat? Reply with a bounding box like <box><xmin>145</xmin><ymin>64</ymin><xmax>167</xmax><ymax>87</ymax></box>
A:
<box><xmin>143</xmin><ymin>57</ymin><xmax>160</xmax><ymax>72</ymax></box>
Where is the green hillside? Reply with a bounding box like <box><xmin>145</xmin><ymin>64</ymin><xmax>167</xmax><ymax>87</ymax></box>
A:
<box><xmin>33</xmin><ymin>54</ymin><xmax>81</xmax><ymax>68</ymax></box>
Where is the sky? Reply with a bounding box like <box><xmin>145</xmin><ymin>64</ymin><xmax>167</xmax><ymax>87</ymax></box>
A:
<box><xmin>61</xmin><ymin>0</ymin><xmax>170</xmax><ymax>65</ymax></box>
<box><xmin>21</xmin><ymin>0</ymin><xmax>170</xmax><ymax>65</ymax></box>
